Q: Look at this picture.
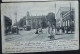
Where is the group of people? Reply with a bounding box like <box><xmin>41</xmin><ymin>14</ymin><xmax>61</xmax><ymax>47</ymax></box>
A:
<box><xmin>35</xmin><ymin>27</ymin><xmax>43</xmax><ymax>34</ymax></box>
<box><xmin>11</xmin><ymin>26</ymin><xmax>19</xmax><ymax>34</ymax></box>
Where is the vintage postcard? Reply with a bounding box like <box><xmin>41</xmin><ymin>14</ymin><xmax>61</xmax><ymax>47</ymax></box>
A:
<box><xmin>1</xmin><ymin>1</ymin><xmax>79</xmax><ymax>53</ymax></box>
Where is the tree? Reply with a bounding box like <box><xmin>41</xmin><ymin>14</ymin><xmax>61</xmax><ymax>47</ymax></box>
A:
<box><xmin>46</xmin><ymin>12</ymin><xmax>56</xmax><ymax>26</ymax></box>
<box><xmin>41</xmin><ymin>21</ymin><xmax>47</xmax><ymax>28</ymax></box>
<box><xmin>18</xmin><ymin>17</ymin><xmax>26</xmax><ymax>27</ymax></box>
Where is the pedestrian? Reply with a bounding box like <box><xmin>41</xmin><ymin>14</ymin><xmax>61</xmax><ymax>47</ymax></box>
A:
<box><xmin>16</xmin><ymin>27</ymin><xmax>19</xmax><ymax>34</ymax></box>
<box><xmin>35</xmin><ymin>28</ymin><xmax>38</xmax><ymax>34</ymax></box>
<box><xmin>48</xmin><ymin>21</ymin><xmax>51</xmax><ymax>34</ymax></box>
<box><xmin>39</xmin><ymin>27</ymin><xmax>43</xmax><ymax>34</ymax></box>
<box><xmin>49</xmin><ymin>25</ymin><xmax>55</xmax><ymax>40</ymax></box>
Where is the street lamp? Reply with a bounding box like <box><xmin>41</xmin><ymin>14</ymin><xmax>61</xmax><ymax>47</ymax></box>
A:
<box><xmin>70</xmin><ymin>2</ymin><xmax>73</xmax><ymax>33</ymax></box>
<box><xmin>55</xmin><ymin>3</ymin><xmax>56</xmax><ymax>34</ymax></box>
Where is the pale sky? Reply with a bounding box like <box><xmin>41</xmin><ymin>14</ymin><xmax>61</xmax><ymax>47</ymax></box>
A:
<box><xmin>1</xmin><ymin>1</ymin><xmax>77</xmax><ymax>25</ymax></box>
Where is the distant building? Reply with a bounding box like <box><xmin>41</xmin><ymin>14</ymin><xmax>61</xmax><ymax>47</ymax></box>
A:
<box><xmin>26</xmin><ymin>11</ymin><xmax>47</xmax><ymax>29</ymax></box>
<box><xmin>56</xmin><ymin>7</ymin><xmax>75</xmax><ymax>33</ymax></box>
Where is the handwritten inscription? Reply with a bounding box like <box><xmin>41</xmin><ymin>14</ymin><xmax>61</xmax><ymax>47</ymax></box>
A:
<box><xmin>3</xmin><ymin>40</ymin><xmax>79</xmax><ymax>53</ymax></box>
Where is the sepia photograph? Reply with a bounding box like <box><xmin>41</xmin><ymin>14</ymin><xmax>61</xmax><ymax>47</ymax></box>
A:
<box><xmin>1</xmin><ymin>1</ymin><xmax>79</xmax><ymax>53</ymax></box>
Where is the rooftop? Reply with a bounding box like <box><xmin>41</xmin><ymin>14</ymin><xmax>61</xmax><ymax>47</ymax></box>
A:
<box><xmin>27</xmin><ymin>15</ymin><xmax>46</xmax><ymax>19</ymax></box>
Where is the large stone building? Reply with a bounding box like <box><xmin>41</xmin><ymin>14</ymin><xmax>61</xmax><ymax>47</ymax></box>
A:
<box><xmin>56</xmin><ymin>7</ymin><xmax>75</xmax><ymax>33</ymax></box>
<box><xmin>26</xmin><ymin>11</ymin><xmax>47</xmax><ymax>29</ymax></box>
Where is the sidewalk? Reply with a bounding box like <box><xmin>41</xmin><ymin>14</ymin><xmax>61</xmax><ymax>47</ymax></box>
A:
<box><xmin>44</xmin><ymin>33</ymin><xmax>75</xmax><ymax>41</ymax></box>
<box><xmin>41</xmin><ymin>28</ymin><xmax>75</xmax><ymax>41</ymax></box>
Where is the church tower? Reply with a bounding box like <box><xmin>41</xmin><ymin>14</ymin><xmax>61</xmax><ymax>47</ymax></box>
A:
<box><xmin>27</xmin><ymin>11</ymin><xmax>30</xmax><ymax>18</ymax></box>
<box><xmin>26</xmin><ymin>11</ymin><xmax>30</xmax><ymax>26</ymax></box>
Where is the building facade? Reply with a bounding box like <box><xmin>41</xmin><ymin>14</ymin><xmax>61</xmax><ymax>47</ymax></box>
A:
<box><xmin>56</xmin><ymin>7</ymin><xmax>75</xmax><ymax>33</ymax></box>
<box><xmin>26</xmin><ymin>12</ymin><xmax>47</xmax><ymax>29</ymax></box>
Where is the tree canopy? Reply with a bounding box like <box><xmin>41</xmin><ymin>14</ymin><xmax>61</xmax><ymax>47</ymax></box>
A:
<box><xmin>46</xmin><ymin>12</ymin><xmax>56</xmax><ymax>25</ymax></box>
<box><xmin>18</xmin><ymin>17</ymin><xmax>26</xmax><ymax>27</ymax></box>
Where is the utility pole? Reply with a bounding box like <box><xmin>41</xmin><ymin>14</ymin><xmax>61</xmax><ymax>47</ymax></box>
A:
<box><xmin>55</xmin><ymin>3</ymin><xmax>56</xmax><ymax>34</ymax></box>
<box><xmin>70</xmin><ymin>2</ymin><xmax>72</xmax><ymax>33</ymax></box>
<box><xmin>9</xmin><ymin>13</ymin><xmax>12</xmax><ymax>34</ymax></box>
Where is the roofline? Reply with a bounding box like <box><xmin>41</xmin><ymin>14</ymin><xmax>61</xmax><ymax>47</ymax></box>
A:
<box><xmin>56</xmin><ymin>7</ymin><xmax>74</xmax><ymax>16</ymax></box>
